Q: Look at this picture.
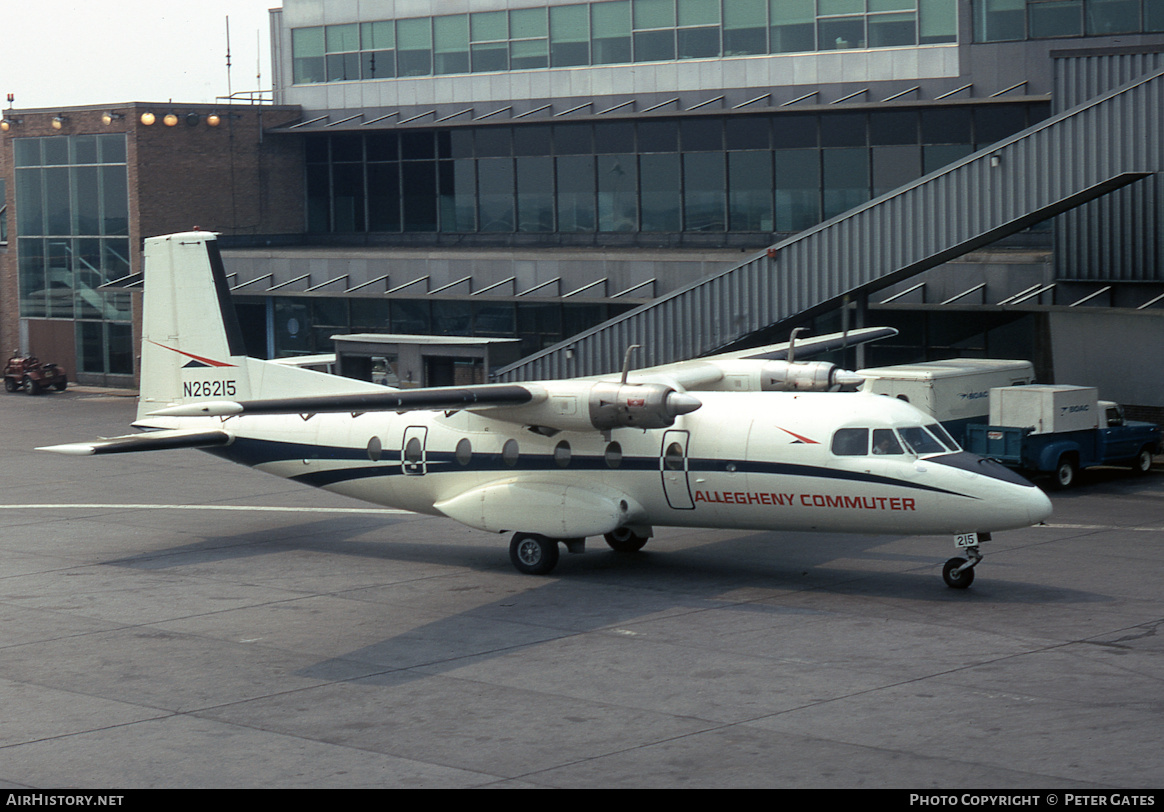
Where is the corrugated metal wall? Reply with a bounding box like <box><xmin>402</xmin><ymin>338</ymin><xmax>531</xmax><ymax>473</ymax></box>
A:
<box><xmin>1055</xmin><ymin>49</ymin><xmax>1164</xmax><ymax>282</ymax></box>
<box><xmin>496</xmin><ymin>64</ymin><xmax>1164</xmax><ymax>382</ymax></box>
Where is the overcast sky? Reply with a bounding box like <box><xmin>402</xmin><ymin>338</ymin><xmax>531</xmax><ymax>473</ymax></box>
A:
<box><xmin>4</xmin><ymin>1</ymin><xmax>281</xmax><ymax>110</ymax></box>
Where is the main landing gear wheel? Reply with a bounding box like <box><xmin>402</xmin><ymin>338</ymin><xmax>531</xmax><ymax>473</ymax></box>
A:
<box><xmin>509</xmin><ymin>533</ymin><xmax>560</xmax><ymax>575</ymax></box>
<box><xmin>604</xmin><ymin>527</ymin><xmax>649</xmax><ymax>553</ymax></box>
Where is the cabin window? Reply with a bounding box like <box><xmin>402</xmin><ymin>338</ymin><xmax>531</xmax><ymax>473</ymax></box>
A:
<box><xmin>831</xmin><ymin>428</ymin><xmax>869</xmax><ymax>456</ymax></box>
<box><xmin>554</xmin><ymin>440</ymin><xmax>572</xmax><ymax>468</ymax></box>
<box><xmin>663</xmin><ymin>441</ymin><xmax>685</xmax><ymax>471</ymax></box>
<box><xmin>605</xmin><ymin>441</ymin><xmax>623</xmax><ymax>468</ymax></box>
<box><xmin>871</xmin><ymin>429</ymin><xmax>904</xmax><ymax>455</ymax></box>
<box><xmin>404</xmin><ymin>436</ymin><xmax>424</xmax><ymax>463</ymax></box>
<box><xmin>455</xmin><ymin>438</ymin><xmax>472</xmax><ymax>466</ymax></box>
<box><xmin>502</xmin><ymin>438</ymin><xmax>520</xmax><ymax>467</ymax></box>
<box><xmin>367</xmin><ymin>436</ymin><xmax>382</xmax><ymax>462</ymax></box>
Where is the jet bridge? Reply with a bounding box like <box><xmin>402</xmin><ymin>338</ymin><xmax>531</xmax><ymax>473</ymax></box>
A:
<box><xmin>494</xmin><ymin>65</ymin><xmax>1163</xmax><ymax>383</ymax></box>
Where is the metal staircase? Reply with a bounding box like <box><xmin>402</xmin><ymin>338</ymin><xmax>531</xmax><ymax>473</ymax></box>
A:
<box><xmin>494</xmin><ymin>65</ymin><xmax>1163</xmax><ymax>382</ymax></box>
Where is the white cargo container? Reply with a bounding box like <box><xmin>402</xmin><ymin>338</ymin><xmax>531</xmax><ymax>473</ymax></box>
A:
<box><xmin>988</xmin><ymin>384</ymin><xmax>1100</xmax><ymax>434</ymax></box>
<box><xmin>857</xmin><ymin>359</ymin><xmax>1035</xmax><ymax>424</ymax></box>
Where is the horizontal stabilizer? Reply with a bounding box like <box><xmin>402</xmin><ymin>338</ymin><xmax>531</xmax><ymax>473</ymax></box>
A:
<box><xmin>37</xmin><ymin>429</ymin><xmax>232</xmax><ymax>456</ymax></box>
<box><xmin>148</xmin><ymin>384</ymin><xmax>536</xmax><ymax>418</ymax></box>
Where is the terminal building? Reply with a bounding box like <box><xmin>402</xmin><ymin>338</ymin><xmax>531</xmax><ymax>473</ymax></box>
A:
<box><xmin>2</xmin><ymin>1</ymin><xmax>1162</xmax><ymax>411</ymax></box>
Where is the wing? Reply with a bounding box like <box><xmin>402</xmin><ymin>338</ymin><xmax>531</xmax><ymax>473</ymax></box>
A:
<box><xmin>147</xmin><ymin>383</ymin><xmax>535</xmax><ymax>418</ymax></box>
<box><xmin>628</xmin><ymin>326</ymin><xmax>899</xmax><ymax>389</ymax></box>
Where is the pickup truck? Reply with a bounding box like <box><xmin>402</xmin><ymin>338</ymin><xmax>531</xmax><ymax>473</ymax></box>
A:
<box><xmin>964</xmin><ymin>385</ymin><xmax>1161</xmax><ymax>488</ymax></box>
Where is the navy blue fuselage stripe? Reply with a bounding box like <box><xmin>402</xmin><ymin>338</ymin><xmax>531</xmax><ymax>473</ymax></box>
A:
<box><xmin>206</xmin><ymin>437</ymin><xmax>974</xmax><ymax>498</ymax></box>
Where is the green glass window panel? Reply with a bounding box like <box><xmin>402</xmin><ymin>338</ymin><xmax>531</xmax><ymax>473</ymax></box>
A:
<box><xmin>869</xmin><ymin>11</ymin><xmax>917</xmax><ymax>45</ymax></box>
<box><xmin>397</xmin><ymin>17</ymin><xmax>433</xmax><ymax>47</ymax></box>
<box><xmin>103</xmin><ymin>238</ymin><xmax>130</xmax><ymax>282</ymax></box>
<box><xmin>683</xmin><ymin>152</ymin><xmax>725</xmax><ymax>232</ymax></box>
<box><xmin>434</xmin><ymin>15</ymin><xmax>469</xmax><ymax>73</ymax></box>
<box><xmin>635</xmin><ymin>28</ymin><xmax>676</xmax><ymax>60</ymax></box>
<box><xmin>76</xmin><ymin>321</ymin><xmax>104</xmax><ymax>372</ymax></box>
<box><xmin>556</xmin><ymin>155</ymin><xmax>596</xmax><ymax>232</ymax></box>
<box><xmin>819</xmin><ymin>16</ymin><xmax>866</xmax><ymax>48</ymax></box>
<box><xmin>923</xmin><ymin>143</ymin><xmax>972</xmax><ymax>173</ymax></box>
<box><xmin>820</xmin><ymin>0</ymin><xmax>866</xmax><ymax>14</ymax></box>
<box><xmin>473</xmin><ymin>42</ymin><xmax>508</xmax><ymax>71</ymax></box>
<box><xmin>728</xmin><ymin>151</ymin><xmax>774</xmax><ymax>231</ymax></box>
<box><xmin>593</xmin><ymin>1</ymin><xmax>632</xmax><ymax>36</ymax></box>
<box><xmin>724</xmin><ymin>0</ymin><xmax>767</xmax><ymax>53</ymax></box>
<box><xmin>293</xmin><ymin>27</ymin><xmax>325</xmax><ymax>58</ymax></box>
<box><xmin>729</xmin><ymin>0</ymin><xmax>769</xmax><ymax>27</ymax></box>
<box><xmin>919</xmin><ymin>0</ymin><xmax>957</xmax><ymax>41</ymax></box>
<box><xmin>327</xmin><ymin>53</ymin><xmax>360</xmax><ymax>81</ymax></box>
<box><xmin>517</xmin><ymin>156</ymin><xmax>555</xmax><ymax>232</ymax></box>
<box><xmin>1029</xmin><ymin>0</ymin><xmax>1083</xmax><ymax>37</ymax></box>
<box><xmin>403</xmin><ymin>161</ymin><xmax>438</xmax><ymax>231</ymax></box>
<box><xmin>640</xmin><ymin>153</ymin><xmax>681</xmax><ymax>231</ymax></box>
<box><xmin>975</xmin><ymin>0</ymin><xmax>1025</xmax><ymax>41</ymax></box>
<box><xmin>72</xmin><ymin>135</ymin><xmax>98</xmax><ymax>165</ymax></box>
<box><xmin>107</xmin><ymin>322</ymin><xmax>134</xmax><ymax>375</ymax></box>
<box><xmin>326</xmin><ymin>24</ymin><xmax>359</xmax><ymax>52</ymax></box>
<box><xmin>775</xmin><ymin>149</ymin><xmax>821</xmax><ymax>231</ymax></box>
<box><xmin>477</xmin><ymin>158</ymin><xmax>515</xmax><ymax>232</ymax></box>
<box><xmin>471</xmin><ymin>11</ymin><xmax>508</xmax><ymax>41</ymax></box>
<box><xmin>771</xmin><ymin>0</ymin><xmax>816</xmax><ymax>52</ymax></box>
<box><xmin>368</xmin><ymin>163</ymin><xmax>401</xmax><ymax>231</ymax></box>
<box><xmin>45</xmin><ymin>240</ymin><xmax>73</xmax><ymax>317</ymax></box>
<box><xmin>434</xmin><ymin>15</ymin><xmax>469</xmax><ymax>52</ymax></box>
<box><xmin>551</xmin><ymin>4</ymin><xmax>590</xmax><ymax>65</ymax></box>
<box><xmin>43</xmin><ymin>138</ymin><xmax>68</xmax><ymax>166</ymax></box>
<box><xmin>511</xmin><ymin>7</ymin><xmax>548</xmax><ymax>37</ymax></box>
<box><xmin>15</xmin><ymin>168</ymin><xmax>44</xmax><ymax>235</ymax></box>
<box><xmin>678</xmin><ymin>0</ymin><xmax>720</xmax><ymax>26</ymax></box>
<box><xmin>871</xmin><ymin>0</ymin><xmax>916</xmax><ymax>9</ymax></box>
<box><xmin>597</xmin><ymin>154</ymin><xmax>638</xmax><ymax>231</ymax></box>
<box><xmin>361</xmin><ymin>20</ymin><xmax>394</xmax><ymax>49</ymax></box>
<box><xmin>1149</xmin><ymin>0</ymin><xmax>1164</xmax><ymax>32</ymax></box>
<box><xmin>439</xmin><ymin>159</ymin><xmax>477</xmax><ymax>232</ymax></box>
<box><xmin>332</xmin><ymin>163</ymin><xmax>365</xmax><ymax>232</ymax></box>
<box><xmin>18</xmin><ymin>238</ymin><xmax>47</xmax><ymax>317</ymax></box>
<box><xmin>872</xmin><ymin>144</ymin><xmax>921</xmax><ymax>195</ymax></box>
<box><xmin>397</xmin><ymin>18</ymin><xmax>433</xmax><ymax>76</ymax></box>
<box><xmin>634</xmin><ymin>0</ymin><xmax>676</xmax><ymax>29</ymax></box>
<box><xmin>73</xmin><ymin>166</ymin><xmax>100</xmax><ymax>235</ymax></box>
<box><xmin>551</xmin><ymin>4</ymin><xmax>590</xmax><ymax>40</ymax></box>
<box><xmin>678</xmin><ymin>25</ymin><xmax>720</xmax><ymax>57</ymax></box>
<box><xmin>822</xmin><ymin>148</ymin><xmax>870</xmax><ymax>218</ymax></box>
<box><xmin>45</xmin><ymin>168</ymin><xmax>71</xmax><ymax>235</ymax></box>
<box><xmin>511</xmin><ymin>38</ymin><xmax>549</xmax><ymax>68</ymax></box>
<box><xmin>1085</xmin><ymin>0</ymin><xmax>1140</xmax><ymax>34</ymax></box>
<box><xmin>97</xmin><ymin>134</ymin><xmax>126</xmax><ymax>164</ymax></box>
<box><xmin>14</xmin><ymin>138</ymin><xmax>42</xmax><ymax>167</ymax></box>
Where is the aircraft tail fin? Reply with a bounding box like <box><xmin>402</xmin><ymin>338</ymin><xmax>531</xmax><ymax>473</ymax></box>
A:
<box><xmin>136</xmin><ymin>232</ymin><xmax>379</xmax><ymax>422</ymax></box>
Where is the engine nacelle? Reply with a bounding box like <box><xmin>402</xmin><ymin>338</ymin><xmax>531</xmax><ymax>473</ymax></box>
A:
<box><xmin>761</xmin><ymin>360</ymin><xmax>863</xmax><ymax>391</ymax></box>
<box><xmin>588</xmin><ymin>381</ymin><xmax>702</xmax><ymax>430</ymax></box>
<box><xmin>476</xmin><ymin>380</ymin><xmax>702</xmax><ymax>433</ymax></box>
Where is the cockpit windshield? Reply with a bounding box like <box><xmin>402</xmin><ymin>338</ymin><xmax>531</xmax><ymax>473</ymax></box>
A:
<box><xmin>897</xmin><ymin>426</ymin><xmax>946</xmax><ymax>456</ymax></box>
<box><xmin>831</xmin><ymin>424</ymin><xmax>959</xmax><ymax>458</ymax></box>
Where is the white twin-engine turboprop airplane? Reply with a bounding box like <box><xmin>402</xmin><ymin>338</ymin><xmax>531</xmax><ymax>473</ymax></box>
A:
<box><xmin>41</xmin><ymin>231</ymin><xmax>1052</xmax><ymax>589</ymax></box>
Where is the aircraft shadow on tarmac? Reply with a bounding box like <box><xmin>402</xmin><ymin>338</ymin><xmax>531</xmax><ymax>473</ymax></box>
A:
<box><xmin>96</xmin><ymin>511</ymin><xmax>1108</xmax><ymax>686</ymax></box>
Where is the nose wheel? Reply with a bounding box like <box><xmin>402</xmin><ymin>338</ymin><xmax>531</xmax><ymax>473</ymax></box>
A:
<box><xmin>943</xmin><ymin>546</ymin><xmax>982</xmax><ymax>589</ymax></box>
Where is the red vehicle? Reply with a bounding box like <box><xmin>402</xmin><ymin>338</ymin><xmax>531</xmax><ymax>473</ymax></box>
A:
<box><xmin>3</xmin><ymin>353</ymin><xmax>68</xmax><ymax>395</ymax></box>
